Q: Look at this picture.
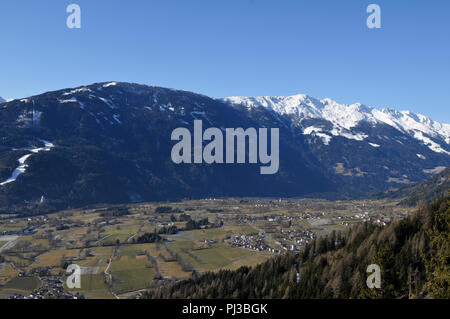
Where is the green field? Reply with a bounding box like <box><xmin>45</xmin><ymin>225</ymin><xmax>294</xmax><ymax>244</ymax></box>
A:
<box><xmin>100</xmin><ymin>229</ymin><xmax>138</xmax><ymax>245</ymax></box>
<box><xmin>190</xmin><ymin>245</ymin><xmax>252</xmax><ymax>269</ymax></box>
<box><xmin>110</xmin><ymin>245</ymin><xmax>156</xmax><ymax>294</ymax></box>
<box><xmin>67</xmin><ymin>274</ymin><xmax>113</xmax><ymax>299</ymax></box>
<box><xmin>3</xmin><ymin>276</ymin><xmax>40</xmax><ymax>291</ymax></box>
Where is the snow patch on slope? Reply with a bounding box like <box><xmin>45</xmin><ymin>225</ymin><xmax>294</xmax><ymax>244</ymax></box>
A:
<box><xmin>98</xmin><ymin>97</ymin><xmax>117</xmax><ymax>109</ymax></box>
<box><xmin>59</xmin><ymin>97</ymin><xmax>85</xmax><ymax>109</ymax></box>
<box><xmin>113</xmin><ymin>114</ymin><xmax>122</xmax><ymax>124</ymax></box>
<box><xmin>416</xmin><ymin>154</ymin><xmax>426</xmax><ymax>160</ymax></box>
<box><xmin>302</xmin><ymin>126</ymin><xmax>332</xmax><ymax>145</ymax></box>
<box><xmin>62</xmin><ymin>87</ymin><xmax>93</xmax><ymax>96</ymax></box>
<box><xmin>103</xmin><ymin>82</ymin><xmax>118</xmax><ymax>88</ymax></box>
<box><xmin>0</xmin><ymin>140</ymin><xmax>54</xmax><ymax>186</ymax></box>
<box><xmin>413</xmin><ymin>131</ymin><xmax>450</xmax><ymax>155</ymax></box>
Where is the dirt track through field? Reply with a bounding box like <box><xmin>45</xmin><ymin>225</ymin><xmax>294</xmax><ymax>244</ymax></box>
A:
<box><xmin>0</xmin><ymin>236</ymin><xmax>19</xmax><ymax>253</ymax></box>
<box><xmin>104</xmin><ymin>250</ymin><xmax>120</xmax><ymax>299</ymax></box>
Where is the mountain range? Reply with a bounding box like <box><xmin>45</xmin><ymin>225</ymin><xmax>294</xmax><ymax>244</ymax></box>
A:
<box><xmin>0</xmin><ymin>82</ymin><xmax>449</xmax><ymax>213</ymax></box>
<box><xmin>222</xmin><ymin>95</ymin><xmax>450</xmax><ymax>153</ymax></box>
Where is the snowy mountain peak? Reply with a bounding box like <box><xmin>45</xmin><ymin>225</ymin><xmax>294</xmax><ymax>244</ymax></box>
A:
<box><xmin>221</xmin><ymin>94</ymin><xmax>450</xmax><ymax>154</ymax></box>
<box><xmin>0</xmin><ymin>96</ymin><xmax>5</xmax><ymax>103</ymax></box>
<box><xmin>0</xmin><ymin>82</ymin><xmax>449</xmax><ymax>209</ymax></box>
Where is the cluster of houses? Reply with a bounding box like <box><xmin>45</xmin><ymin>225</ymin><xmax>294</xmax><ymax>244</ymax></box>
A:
<box><xmin>229</xmin><ymin>229</ymin><xmax>317</xmax><ymax>254</ymax></box>
<box><xmin>336</xmin><ymin>212</ymin><xmax>392</xmax><ymax>226</ymax></box>
<box><xmin>10</xmin><ymin>291</ymin><xmax>85</xmax><ymax>299</ymax></box>
<box><xmin>222</xmin><ymin>211</ymin><xmax>327</xmax><ymax>254</ymax></box>
<box><xmin>279</xmin><ymin>229</ymin><xmax>317</xmax><ymax>251</ymax></box>
<box><xmin>1</xmin><ymin>215</ymin><xmax>62</xmax><ymax>236</ymax></box>
<box><xmin>265</xmin><ymin>211</ymin><xmax>326</xmax><ymax>225</ymax></box>
<box><xmin>229</xmin><ymin>233</ymin><xmax>280</xmax><ymax>253</ymax></box>
<box><xmin>10</xmin><ymin>267</ymin><xmax>85</xmax><ymax>299</ymax></box>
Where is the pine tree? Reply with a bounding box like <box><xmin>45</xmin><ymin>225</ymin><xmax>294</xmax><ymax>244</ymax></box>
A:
<box><xmin>424</xmin><ymin>195</ymin><xmax>450</xmax><ymax>298</ymax></box>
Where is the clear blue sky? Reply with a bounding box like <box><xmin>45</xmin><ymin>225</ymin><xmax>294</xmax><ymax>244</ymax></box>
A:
<box><xmin>1</xmin><ymin>0</ymin><xmax>449</xmax><ymax>122</ymax></box>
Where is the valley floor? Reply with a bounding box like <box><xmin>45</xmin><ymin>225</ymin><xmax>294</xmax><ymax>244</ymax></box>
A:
<box><xmin>0</xmin><ymin>197</ymin><xmax>414</xmax><ymax>299</ymax></box>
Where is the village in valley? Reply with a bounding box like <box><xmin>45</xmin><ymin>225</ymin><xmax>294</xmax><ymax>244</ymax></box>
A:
<box><xmin>0</xmin><ymin>197</ymin><xmax>412</xmax><ymax>299</ymax></box>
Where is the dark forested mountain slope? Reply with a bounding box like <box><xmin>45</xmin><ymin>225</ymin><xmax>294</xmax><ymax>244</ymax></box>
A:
<box><xmin>0</xmin><ymin>82</ymin><xmax>332</xmax><ymax>214</ymax></box>
<box><xmin>0</xmin><ymin>82</ymin><xmax>449</xmax><ymax>214</ymax></box>
<box><xmin>373</xmin><ymin>167</ymin><xmax>450</xmax><ymax>206</ymax></box>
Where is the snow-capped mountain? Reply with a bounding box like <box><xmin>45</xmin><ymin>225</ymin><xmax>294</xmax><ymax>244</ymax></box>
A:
<box><xmin>221</xmin><ymin>95</ymin><xmax>450</xmax><ymax>155</ymax></box>
<box><xmin>0</xmin><ymin>82</ymin><xmax>449</xmax><ymax>214</ymax></box>
<box><xmin>0</xmin><ymin>96</ymin><xmax>6</xmax><ymax>103</ymax></box>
